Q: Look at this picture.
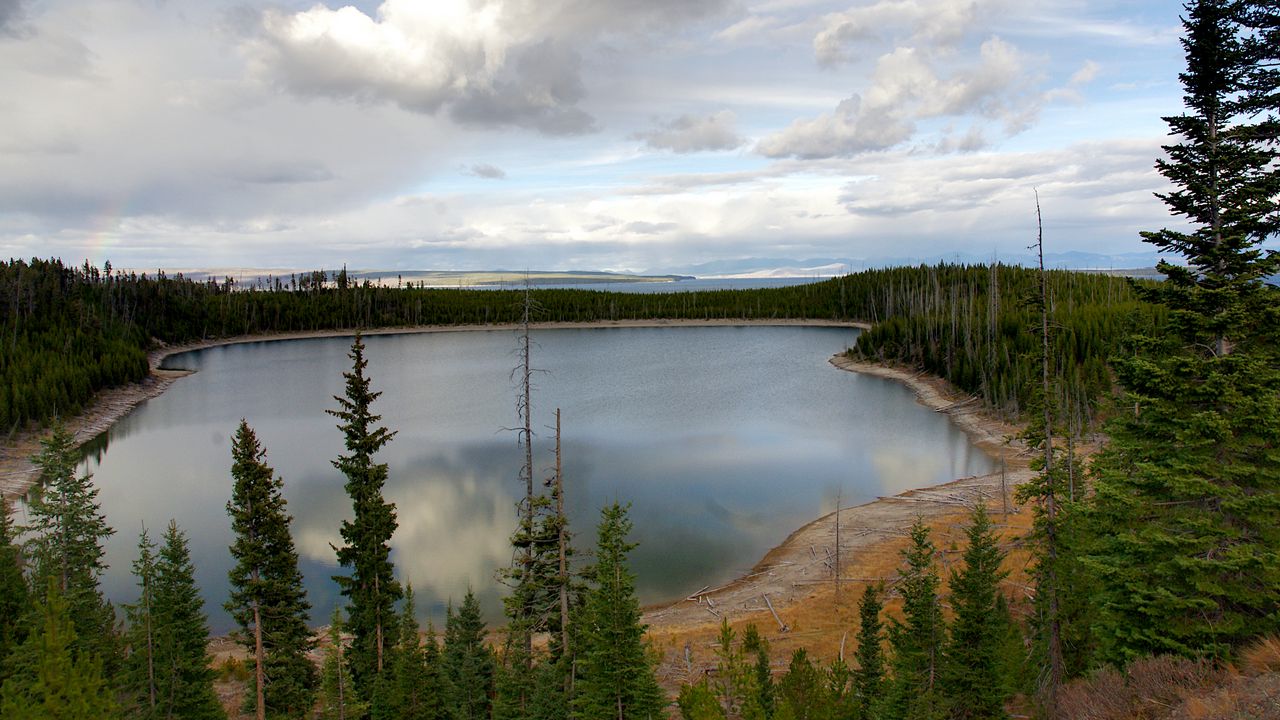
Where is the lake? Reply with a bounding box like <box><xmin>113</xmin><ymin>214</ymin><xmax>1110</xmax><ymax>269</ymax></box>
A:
<box><xmin>69</xmin><ymin>325</ymin><xmax>995</xmax><ymax>632</ymax></box>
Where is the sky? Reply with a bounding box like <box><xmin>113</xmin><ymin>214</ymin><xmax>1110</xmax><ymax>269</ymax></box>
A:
<box><xmin>0</xmin><ymin>0</ymin><xmax>1197</xmax><ymax>274</ymax></box>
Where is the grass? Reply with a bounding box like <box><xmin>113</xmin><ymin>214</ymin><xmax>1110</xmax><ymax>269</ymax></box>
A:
<box><xmin>645</xmin><ymin>497</ymin><xmax>1037</xmax><ymax>694</ymax></box>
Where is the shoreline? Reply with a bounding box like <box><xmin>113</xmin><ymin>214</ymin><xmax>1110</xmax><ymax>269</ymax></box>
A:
<box><xmin>0</xmin><ymin>318</ymin><xmax>867</xmax><ymax>500</ymax></box>
<box><xmin>642</xmin><ymin>351</ymin><xmax>1031</xmax><ymax>651</ymax></box>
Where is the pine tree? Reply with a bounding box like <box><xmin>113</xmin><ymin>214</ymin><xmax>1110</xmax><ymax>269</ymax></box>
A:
<box><xmin>226</xmin><ymin>420</ymin><xmax>317</xmax><ymax>719</ymax></box>
<box><xmin>151</xmin><ymin>521</ymin><xmax>222</xmax><ymax>720</ymax></box>
<box><xmin>318</xmin><ymin>609</ymin><xmax>368</xmax><ymax>720</ymax></box>
<box><xmin>421</xmin><ymin>621</ymin><xmax>447</xmax><ymax>720</ymax></box>
<box><xmin>0</xmin><ymin>581</ymin><xmax>120</xmax><ymax>719</ymax></box>
<box><xmin>826</xmin><ymin>657</ymin><xmax>855</xmax><ymax>720</ymax></box>
<box><xmin>677</xmin><ymin>680</ymin><xmax>726</xmax><ymax>720</ymax></box>
<box><xmin>774</xmin><ymin>649</ymin><xmax>830</xmax><ymax>720</ymax></box>
<box><xmin>942</xmin><ymin>505</ymin><xmax>1010</xmax><ymax>720</ymax></box>
<box><xmin>1086</xmin><ymin>0</ymin><xmax>1280</xmax><ymax>663</ymax></box>
<box><xmin>712</xmin><ymin>619</ymin><xmax>747</xmax><ymax>718</ymax></box>
<box><xmin>528</xmin><ymin>653</ymin><xmax>573</xmax><ymax>720</ymax></box>
<box><xmin>851</xmin><ymin>583</ymin><xmax>885</xmax><ymax>720</ymax></box>
<box><xmin>372</xmin><ymin>586</ymin><xmax>438</xmax><ymax>720</ymax></box>
<box><xmin>1240</xmin><ymin>1</ymin><xmax>1279</xmax><ymax>147</ymax></box>
<box><xmin>23</xmin><ymin>421</ymin><xmax>117</xmax><ymax>677</ymax></box>
<box><xmin>573</xmin><ymin>503</ymin><xmax>665</xmax><ymax>720</ymax></box>
<box><xmin>881</xmin><ymin>519</ymin><xmax>945</xmax><ymax>720</ymax></box>
<box><xmin>741</xmin><ymin>624</ymin><xmax>774</xmax><ymax>720</ymax></box>
<box><xmin>0</xmin><ymin>501</ymin><xmax>29</xmax><ymax>684</ymax></box>
<box><xmin>441</xmin><ymin>589</ymin><xmax>494</xmax><ymax>720</ymax></box>
<box><xmin>122</xmin><ymin>527</ymin><xmax>159</xmax><ymax>717</ymax></box>
<box><xmin>329</xmin><ymin>334</ymin><xmax>402</xmax><ymax>697</ymax></box>
<box><xmin>492</xmin><ymin>640</ymin><xmax>538</xmax><ymax>720</ymax></box>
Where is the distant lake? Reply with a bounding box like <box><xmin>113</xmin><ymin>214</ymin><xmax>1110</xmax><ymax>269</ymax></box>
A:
<box><xmin>67</xmin><ymin>326</ymin><xmax>994</xmax><ymax>632</ymax></box>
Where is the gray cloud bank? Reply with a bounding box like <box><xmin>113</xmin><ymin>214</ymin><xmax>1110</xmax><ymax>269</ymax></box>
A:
<box><xmin>633</xmin><ymin>111</ymin><xmax>744</xmax><ymax>153</ymax></box>
<box><xmin>246</xmin><ymin>0</ymin><xmax>731</xmax><ymax>135</ymax></box>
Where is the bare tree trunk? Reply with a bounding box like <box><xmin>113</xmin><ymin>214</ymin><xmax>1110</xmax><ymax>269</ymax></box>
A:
<box><xmin>375</xmin><ymin>575</ymin><xmax>384</xmax><ymax>673</ymax></box>
<box><xmin>337</xmin><ymin>632</ymin><xmax>347</xmax><ymax>720</ymax></box>
<box><xmin>254</xmin><ymin>596</ymin><xmax>266</xmax><ymax>720</ymax></box>
<box><xmin>145</xmin><ymin>549</ymin><xmax>156</xmax><ymax>711</ymax></box>
<box><xmin>834</xmin><ymin>490</ymin><xmax>841</xmax><ymax>606</ymax></box>
<box><xmin>556</xmin><ymin>409</ymin><xmax>569</xmax><ymax>656</ymax></box>
<box><xmin>520</xmin><ymin>284</ymin><xmax>534</xmax><ymax>662</ymax></box>
<box><xmin>1035</xmin><ymin>190</ymin><xmax>1064</xmax><ymax>710</ymax></box>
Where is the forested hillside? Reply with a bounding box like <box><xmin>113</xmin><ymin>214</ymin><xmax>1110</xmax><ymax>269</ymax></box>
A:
<box><xmin>848</xmin><ymin>264</ymin><xmax>1164</xmax><ymax>430</ymax></box>
<box><xmin>2</xmin><ymin>258</ymin><xmax>1152</xmax><ymax>434</ymax></box>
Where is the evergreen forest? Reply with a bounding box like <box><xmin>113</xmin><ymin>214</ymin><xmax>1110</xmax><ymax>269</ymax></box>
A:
<box><xmin>0</xmin><ymin>1</ymin><xmax>1277</xmax><ymax>719</ymax></box>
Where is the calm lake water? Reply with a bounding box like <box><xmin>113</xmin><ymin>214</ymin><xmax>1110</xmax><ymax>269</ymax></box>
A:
<box><xmin>69</xmin><ymin>326</ymin><xmax>994</xmax><ymax>632</ymax></box>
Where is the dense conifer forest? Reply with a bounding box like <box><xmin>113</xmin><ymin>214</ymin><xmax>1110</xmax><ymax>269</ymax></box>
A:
<box><xmin>1</xmin><ymin>257</ymin><xmax>1155</xmax><ymax>435</ymax></box>
<box><xmin>1</xmin><ymin>1</ymin><xmax>1277</xmax><ymax>719</ymax></box>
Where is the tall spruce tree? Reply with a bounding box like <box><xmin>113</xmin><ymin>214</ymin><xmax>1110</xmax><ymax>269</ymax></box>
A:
<box><xmin>1240</xmin><ymin>2</ymin><xmax>1279</xmax><ymax>142</ymax></box>
<box><xmin>1086</xmin><ymin>0</ymin><xmax>1280</xmax><ymax>662</ymax></box>
<box><xmin>851</xmin><ymin>583</ymin><xmax>884</xmax><ymax>720</ymax></box>
<box><xmin>122</xmin><ymin>527</ymin><xmax>159</xmax><ymax>717</ymax></box>
<box><xmin>0</xmin><ymin>501</ymin><xmax>29</xmax><ymax>683</ymax></box>
<box><xmin>226</xmin><ymin>420</ymin><xmax>317</xmax><ymax>720</ymax></box>
<box><xmin>573</xmin><ymin>503</ymin><xmax>665</xmax><ymax>720</ymax></box>
<box><xmin>329</xmin><ymin>334</ymin><xmax>402</xmax><ymax>697</ymax></box>
<box><xmin>23</xmin><ymin>421</ymin><xmax>117</xmax><ymax>677</ymax></box>
<box><xmin>441</xmin><ymin>589</ymin><xmax>495</xmax><ymax>720</ymax></box>
<box><xmin>151</xmin><ymin>521</ymin><xmax>222</xmax><ymax>720</ymax></box>
<box><xmin>0</xmin><ymin>581</ymin><xmax>120</xmax><ymax>720</ymax></box>
<box><xmin>881</xmin><ymin>519</ymin><xmax>945</xmax><ymax>720</ymax></box>
<box><xmin>942</xmin><ymin>505</ymin><xmax>1011</xmax><ymax>720</ymax></box>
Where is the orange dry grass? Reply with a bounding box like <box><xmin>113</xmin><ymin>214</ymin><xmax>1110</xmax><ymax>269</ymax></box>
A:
<box><xmin>645</xmin><ymin>499</ymin><xmax>1036</xmax><ymax>693</ymax></box>
<box><xmin>1240</xmin><ymin>634</ymin><xmax>1280</xmax><ymax>676</ymax></box>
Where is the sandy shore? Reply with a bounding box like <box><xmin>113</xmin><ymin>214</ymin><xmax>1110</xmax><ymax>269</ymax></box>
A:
<box><xmin>0</xmin><ymin>318</ymin><xmax>867</xmax><ymax>501</ymax></box>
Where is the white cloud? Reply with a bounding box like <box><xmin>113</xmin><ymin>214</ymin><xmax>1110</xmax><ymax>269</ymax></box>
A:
<box><xmin>713</xmin><ymin>15</ymin><xmax>781</xmax><ymax>43</ymax></box>
<box><xmin>1070</xmin><ymin>59</ymin><xmax>1101</xmax><ymax>86</ymax></box>
<box><xmin>245</xmin><ymin>0</ymin><xmax>731</xmax><ymax>135</ymax></box>
<box><xmin>633</xmin><ymin>111</ymin><xmax>745</xmax><ymax>153</ymax></box>
<box><xmin>0</xmin><ymin>0</ymin><xmax>1189</xmax><ymax>272</ymax></box>
<box><xmin>758</xmin><ymin>37</ymin><xmax>1039</xmax><ymax>159</ymax></box>
<box><xmin>813</xmin><ymin>0</ymin><xmax>1008</xmax><ymax>67</ymax></box>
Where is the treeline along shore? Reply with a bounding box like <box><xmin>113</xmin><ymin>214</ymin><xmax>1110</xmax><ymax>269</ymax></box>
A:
<box><xmin>0</xmin><ymin>257</ymin><xmax>1158</xmax><ymax>441</ymax></box>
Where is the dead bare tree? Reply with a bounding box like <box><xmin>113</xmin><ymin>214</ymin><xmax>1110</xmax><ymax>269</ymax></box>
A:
<box><xmin>1032</xmin><ymin>190</ymin><xmax>1065</xmax><ymax>710</ymax></box>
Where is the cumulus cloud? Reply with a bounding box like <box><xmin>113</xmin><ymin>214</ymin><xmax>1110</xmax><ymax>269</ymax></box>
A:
<box><xmin>813</xmin><ymin>0</ymin><xmax>1007</xmax><ymax>67</ymax></box>
<box><xmin>633</xmin><ymin>111</ymin><xmax>744</xmax><ymax>153</ymax></box>
<box><xmin>757</xmin><ymin>37</ymin><xmax>1038</xmax><ymax>159</ymax></box>
<box><xmin>245</xmin><ymin>0</ymin><xmax>729</xmax><ymax>135</ymax></box>
<box><xmin>837</xmin><ymin>139</ymin><xmax>1161</xmax><ymax>219</ymax></box>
